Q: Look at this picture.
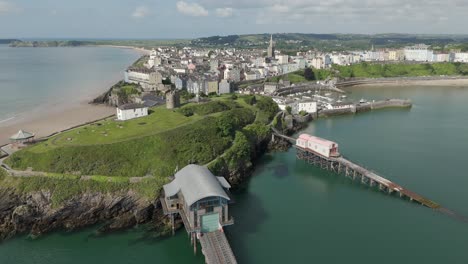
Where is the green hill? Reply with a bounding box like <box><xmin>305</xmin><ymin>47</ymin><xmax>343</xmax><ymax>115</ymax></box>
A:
<box><xmin>6</xmin><ymin>96</ymin><xmax>276</xmax><ymax>178</ymax></box>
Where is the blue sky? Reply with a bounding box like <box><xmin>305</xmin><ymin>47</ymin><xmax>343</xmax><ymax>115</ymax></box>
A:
<box><xmin>0</xmin><ymin>0</ymin><xmax>467</xmax><ymax>39</ymax></box>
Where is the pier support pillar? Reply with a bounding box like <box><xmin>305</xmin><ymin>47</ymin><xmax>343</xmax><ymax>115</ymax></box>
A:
<box><xmin>193</xmin><ymin>233</ymin><xmax>197</xmax><ymax>255</ymax></box>
<box><xmin>171</xmin><ymin>214</ymin><xmax>175</xmax><ymax>236</ymax></box>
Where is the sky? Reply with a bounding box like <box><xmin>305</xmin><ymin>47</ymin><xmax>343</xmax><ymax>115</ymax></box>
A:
<box><xmin>0</xmin><ymin>0</ymin><xmax>467</xmax><ymax>39</ymax></box>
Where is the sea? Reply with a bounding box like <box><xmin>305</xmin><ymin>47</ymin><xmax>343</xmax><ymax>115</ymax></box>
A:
<box><xmin>0</xmin><ymin>44</ymin><xmax>140</xmax><ymax>125</ymax></box>
<box><xmin>1</xmin><ymin>50</ymin><xmax>468</xmax><ymax>263</ymax></box>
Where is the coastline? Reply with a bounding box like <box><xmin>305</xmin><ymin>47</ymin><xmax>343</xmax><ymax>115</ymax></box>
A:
<box><xmin>0</xmin><ymin>102</ymin><xmax>115</xmax><ymax>146</ymax></box>
<box><xmin>0</xmin><ymin>45</ymin><xmax>144</xmax><ymax>146</ymax></box>
<box><xmin>87</xmin><ymin>44</ymin><xmax>150</xmax><ymax>55</ymax></box>
<box><xmin>339</xmin><ymin>77</ymin><xmax>468</xmax><ymax>88</ymax></box>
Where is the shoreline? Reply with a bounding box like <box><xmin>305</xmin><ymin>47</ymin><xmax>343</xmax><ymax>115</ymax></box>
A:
<box><xmin>338</xmin><ymin>76</ymin><xmax>468</xmax><ymax>88</ymax></box>
<box><xmin>0</xmin><ymin>103</ymin><xmax>115</xmax><ymax>146</ymax></box>
<box><xmin>0</xmin><ymin>45</ymin><xmax>145</xmax><ymax>146</ymax></box>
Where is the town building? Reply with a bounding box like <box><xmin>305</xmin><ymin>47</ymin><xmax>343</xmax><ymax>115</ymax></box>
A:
<box><xmin>404</xmin><ymin>44</ymin><xmax>433</xmax><ymax>62</ymax></box>
<box><xmin>278</xmin><ymin>55</ymin><xmax>289</xmax><ymax>64</ymax></box>
<box><xmin>264</xmin><ymin>82</ymin><xmax>279</xmax><ymax>95</ymax></box>
<box><xmin>298</xmin><ymin>100</ymin><xmax>317</xmax><ymax>114</ymax></box>
<box><xmin>218</xmin><ymin>79</ymin><xmax>231</xmax><ymax>94</ymax></box>
<box><xmin>453</xmin><ymin>52</ymin><xmax>468</xmax><ymax>63</ymax></box>
<box><xmin>116</xmin><ymin>103</ymin><xmax>148</xmax><ymax>121</ymax></box>
<box><xmin>125</xmin><ymin>68</ymin><xmax>163</xmax><ymax>91</ymax></box>
<box><xmin>206</xmin><ymin>79</ymin><xmax>219</xmax><ymax>94</ymax></box>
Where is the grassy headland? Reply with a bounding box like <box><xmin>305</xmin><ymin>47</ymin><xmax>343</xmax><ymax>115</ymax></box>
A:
<box><xmin>4</xmin><ymin>95</ymin><xmax>278</xmax><ymax>205</ymax></box>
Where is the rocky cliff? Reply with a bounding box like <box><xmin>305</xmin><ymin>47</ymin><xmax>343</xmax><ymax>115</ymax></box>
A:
<box><xmin>0</xmin><ymin>188</ymin><xmax>169</xmax><ymax>242</ymax></box>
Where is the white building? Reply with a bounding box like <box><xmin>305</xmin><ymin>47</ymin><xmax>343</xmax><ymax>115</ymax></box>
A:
<box><xmin>325</xmin><ymin>102</ymin><xmax>355</xmax><ymax>110</ymax></box>
<box><xmin>125</xmin><ymin>68</ymin><xmax>163</xmax><ymax>91</ymax></box>
<box><xmin>218</xmin><ymin>79</ymin><xmax>231</xmax><ymax>94</ymax></box>
<box><xmin>453</xmin><ymin>53</ymin><xmax>468</xmax><ymax>63</ymax></box>
<box><xmin>264</xmin><ymin>83</ymin><xmax>279</xmax><ymax>95</ymax></box>
<box><xmin>298</xmin><ymin>101</ymin><xmax>317</xmax><ymax>114</ymax></box>
<box><xmin>117</xmin><ymin>103</ymin><xmax>148</xmax><ymax>121</ymax></box>
<box><xmin>310</xmin><ymin>57</ymin><xmax>324</xmax><ymax>69</ymax></box>
<box><xmin>278</xmin><ymin>55</ymin><xmax>289</xmax><ymax>64</ymax></box>
<box><xmin>404</xmin><ymin>44</ymin><xmax>433</xmax><ymax>62</ymax></box>
<box><xmin>433</xmin><ymin>53</ymin><xmax>450</xmax><ymax>62</ymax></box>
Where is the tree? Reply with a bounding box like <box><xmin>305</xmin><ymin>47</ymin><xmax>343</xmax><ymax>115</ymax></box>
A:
<box><xmin>285</xmin><ymin>106</ymin><xmax>292</xmax><ymax>114</ymax></box>
<box><xmin>243</xmin><ymin>95</ymin><xmax>257</xmax><ymax>105</ymax></box>
<box><xmin>304</xmin><ymin>67</ymin><xmax>316</xmax><ymax>81</ymax></box>
<box><xmin>162</xmin><ymin>77</ymin><xmax>172</xmax><ymax>85</ymax></box>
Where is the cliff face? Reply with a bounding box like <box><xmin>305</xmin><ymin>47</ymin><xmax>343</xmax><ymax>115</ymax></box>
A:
<box><xmin>0</xmin><ymin>188</ymin><xmax>168</xmax><ymax>241</ymax></box>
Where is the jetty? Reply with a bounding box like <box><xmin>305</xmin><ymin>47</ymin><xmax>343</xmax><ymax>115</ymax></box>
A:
<box><xmin>272</xmin><ymin>129</ymin><xmax>441</xmax><ymax>209</ymax></box>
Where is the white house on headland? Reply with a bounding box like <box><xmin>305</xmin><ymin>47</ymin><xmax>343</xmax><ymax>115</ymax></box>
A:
<box><xmin>117</xmin><ymin>103</ymin><xmax>148</xmax><ymax>121</ymax></box>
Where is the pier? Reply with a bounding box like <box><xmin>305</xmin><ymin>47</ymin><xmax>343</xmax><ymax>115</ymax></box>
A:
<box><xmin>296</xmin><ymin>147</ymin><xmax>440</xmax><ymax>208</ymax></box>
<box><xmin>272</xmin><ymin>129</ymin><xmax>442</xmax><ymax>209</ymax></box>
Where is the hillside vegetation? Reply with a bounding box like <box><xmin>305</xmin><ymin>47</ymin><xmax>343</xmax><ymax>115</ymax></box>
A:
<box><xmin>6</xmin><ymin>96</ymin><xmax>275</xmax><ymax>178</ymax></box>
<box><xmin>266</xmin><ymin>62</ymin><xmax>468</xmax><ymax>85</ymax></box>
<box><xmin>4</xmin><ymin>95</ymin><xmax>277</xmax><ymax>207</ymax></box>
<box><xmin>332</xmin><ymin>62</ymin><xmax>468</xmax><ymax>78</ymax></box>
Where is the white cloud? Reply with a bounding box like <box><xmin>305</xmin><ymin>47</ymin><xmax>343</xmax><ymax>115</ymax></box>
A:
<box><xmin>176</xmin><ymin>1</ymin><xmax>209</xmax><ymax>17</ymax></box>
<box><xmin>215</xmin><ymin>7</ymin><xmax>233</xmax><ymax>17</ymax></box>
<box><xmin>132</xmin><ymin>6</ymin><xmax>150</xmax><ymax>18</ymax></box>
<box><xmin>0</xmin><ymin>1</ymin><xmax>16</xmax><ymax>14</ymax></box>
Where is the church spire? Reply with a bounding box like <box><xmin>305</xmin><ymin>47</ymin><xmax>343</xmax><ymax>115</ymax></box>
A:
<box><xmin>267</xmin><ymin>34</ymin><xmax>275</xmax><ymax>58</ymax></box>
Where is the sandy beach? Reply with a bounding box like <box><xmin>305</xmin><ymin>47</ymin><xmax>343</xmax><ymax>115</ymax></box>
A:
<box><xmin>0</xmin><ymin>102</ymin><xmax>115</xmax><ymax>146</ymax></box>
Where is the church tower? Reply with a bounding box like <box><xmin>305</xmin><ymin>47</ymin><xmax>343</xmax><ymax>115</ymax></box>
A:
<box><xmin>267</xmin><ymin>34</ymin><xmax>275</xmax><ymax>58</ymax></box>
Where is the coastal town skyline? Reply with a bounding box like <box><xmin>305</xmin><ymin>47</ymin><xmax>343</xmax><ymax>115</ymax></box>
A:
<box><xmin>1</xmin><ymin>1</ymin><xmax>468</xmax><ymax>262</ymax></box>
<box><xmin>1</xmin><ymin>0</ymin><xmax>468</xmax><ymax>38</ymax></box>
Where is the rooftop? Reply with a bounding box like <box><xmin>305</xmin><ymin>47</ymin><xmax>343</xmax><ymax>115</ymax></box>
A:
<box><xmin>10</xmin><ymin>130</ymin><xmax>34</xmax><ymax>141</ymax></box>
<box><xmin>118</xmin><ymin>103</ymin><xmax>147</xmax><ymax>110</ymax></box>
<box><xmin>163</xmin><ymin>164</ymin><xmax>230</xmax><ymax>207</ymax></box>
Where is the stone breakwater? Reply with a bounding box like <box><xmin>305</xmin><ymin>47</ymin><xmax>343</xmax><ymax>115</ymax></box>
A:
<box><xmin>319</xmin><ymin>99</ymin><xmax>412</xmax><ymax>117</ymax></box>
<box><xmin>336</xmin><ymin>76</ymin><xmax>468</xmax><ymax>88</ymax></box>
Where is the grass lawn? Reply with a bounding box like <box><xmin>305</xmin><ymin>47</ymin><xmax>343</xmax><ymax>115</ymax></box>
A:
<box><xmin>30</xmin><ymin>106</ymin><xmax>202</xmax><ymax>152</ymax></box>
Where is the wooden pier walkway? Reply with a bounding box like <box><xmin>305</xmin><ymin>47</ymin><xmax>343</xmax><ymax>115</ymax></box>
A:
<box><xmin>294</xmin><ymin>145</ymin><xmax>441</xmax><ymax>209</ymax></box>
<box><xmin>199</xmin><ymin>231</ymin><xmax>237</xmax><ymax>264</ymax></box>
<box><xmin>333</xmin><ymin>156</ymin><xmax>440</xmax><ymax>209</ymax></box>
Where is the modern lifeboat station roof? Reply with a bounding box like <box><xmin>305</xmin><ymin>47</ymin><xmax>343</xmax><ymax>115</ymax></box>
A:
<box><xmin>163</xmin><ymin>164</ymin><xmax>231</xmax><ymax>207</ymax></box>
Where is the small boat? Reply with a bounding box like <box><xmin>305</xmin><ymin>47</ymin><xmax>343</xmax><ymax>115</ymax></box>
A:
<box><xmin>341</xmin><ymin>95</ymin><xmax>347</xmax><ymax>98</ymax></box>
<box><xmin>359</xmin><ymin>98</ymin><xmax>367</xmax><ymax>104</ymax></box>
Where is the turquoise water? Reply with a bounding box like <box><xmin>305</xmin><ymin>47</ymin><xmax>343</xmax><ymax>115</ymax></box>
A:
<box><xmin>0</xmin><ymin>45</ymin><xmax>139</xmax><ymax>123</ymax></box>
<box><xmin>1</xmin><ymin>85</ymin><xmax>468</xmax><ymax>263</ymax></box>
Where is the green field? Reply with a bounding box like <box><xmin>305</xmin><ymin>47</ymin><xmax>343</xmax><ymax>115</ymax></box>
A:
<box><xmin>35</xmin><ymin>106</ymin><xmax>201</xmax><ymax>150</ymax></box>
<box><xmin>6</xmin><ymin>96</ymin><xmax>276</xmax><ymax>177</ymax></box>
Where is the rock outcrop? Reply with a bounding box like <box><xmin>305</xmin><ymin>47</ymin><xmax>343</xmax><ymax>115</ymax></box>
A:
<box><xmin>0</xmin><ymin>188</ymin><xmax>167</xmax><ymax>242</ymax></box>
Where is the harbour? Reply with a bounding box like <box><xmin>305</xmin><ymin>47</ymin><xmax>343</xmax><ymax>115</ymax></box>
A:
<box><xmin>0</xmin><ymin>84</ymin><xmax>468</xmax><ymax>263</ymax></box>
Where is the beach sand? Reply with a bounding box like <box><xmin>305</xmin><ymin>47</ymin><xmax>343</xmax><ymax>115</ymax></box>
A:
<box><xmin>0</xmin><ymin>102</ymin><xmax>115</xmax><ymax>146</ymax></box>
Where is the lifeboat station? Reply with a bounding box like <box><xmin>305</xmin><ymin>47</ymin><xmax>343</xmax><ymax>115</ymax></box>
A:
<box><xmin>161</xmin><ymin>164</ymin><xmax>237</xmax><ymax>264</ymax></box>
